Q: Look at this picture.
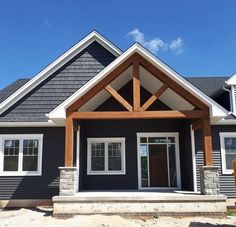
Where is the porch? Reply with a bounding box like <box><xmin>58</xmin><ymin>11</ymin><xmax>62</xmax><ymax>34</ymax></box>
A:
<box><xmin>51</xmin><ymin>47</ymin><xmax>227</xmax><ymax>215</ymax></box>
<box><xmin>53</xmin><ymin>191</ymin><xmax>227</xmax><ymax>217</ymax></box>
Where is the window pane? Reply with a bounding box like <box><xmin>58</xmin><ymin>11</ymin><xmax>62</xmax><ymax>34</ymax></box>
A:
<box><xmin>168</xmin><ymin>144</ymin><xmax>177</xmax><ymax>187</ymax></box>
<box><xmin>148</xmin><ymin>137</ymin><xmax>167</xmax><ymax>143</ymax></box>
<box><xmin>3</xmin><ymin>140</ymin><xmax>19</xmax><ymax>171</ymax></box>
<box><xmin>167</xmin><ymin>137</ymin><xmax>175</xmax><ymax>143</ymax></box>
<box><xmin>225</xmin><ymin>138</ymin><xmax>236</xmax><ymax>154</ymax></box>
<box><xmin>91</xmin><ymin>143</ymin><xmax>105</xmax><ymax>171</ymax></box>
<box><xmin>23</xmin><ymin>139</ymin><xmax>39</xmax><ymax>171</ymax></box>
<box><xmin>140</xmin><ymin>137</ymin><xmax>147</xmax><ymax>143</ymax></box>
<box><xmin>226</xmin><ymin>154</ymin><xmax>236</xmax><ymax>169</ymax></box>
<box><xmin>108</xmin><ymin>142</ymin><xmax>122</xmax><ymax>170</ymax></box>
<box><xmin>140</xmin><ymin>144</ymin><xmax>148</xmax><ymax>187</ymax></box>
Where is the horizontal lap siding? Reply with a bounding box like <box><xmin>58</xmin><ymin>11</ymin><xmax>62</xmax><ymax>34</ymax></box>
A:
<box><xmin>0</xmin><ymin>127</ymin><xmax>64</xmax><ymax>199</ymax></box>
<box><xmin>195</xmin><ymin>125</ymin><xmax>236</xmax><ymax>197</ymax></box>
<box><xmin>0</xmin><ymin>41</ymin><xmax>116</xmax><ymax>122</ymax></box>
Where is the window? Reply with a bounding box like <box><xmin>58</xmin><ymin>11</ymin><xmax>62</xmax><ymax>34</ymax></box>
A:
<box><xmin>0</xmin><ymin>134</ymin><xmax>43</xmax><ymax>176</ymax></box>
<box><xmin>220</xmin><ymin>132</ymin><xmax>236</xmax><ymax>174</ymax></box>
<box><xmin>87</xmin><ymin>138</ymin><xmax>126</xmax><ymax>175</ymax></box>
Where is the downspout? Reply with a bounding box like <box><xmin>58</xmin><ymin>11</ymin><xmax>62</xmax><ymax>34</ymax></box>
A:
<box><xmin>223</xmin><ymin>84</ymin><xmax>234</xmax><ymax>114</ymax></box>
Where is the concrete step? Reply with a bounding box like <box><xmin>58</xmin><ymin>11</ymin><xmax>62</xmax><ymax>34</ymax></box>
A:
<box><xmin>52</xmin><ymin>192</ymin><xmax>227</xmax><ymax>217</ymax></box>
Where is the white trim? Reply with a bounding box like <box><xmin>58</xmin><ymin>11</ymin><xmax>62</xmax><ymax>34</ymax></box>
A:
<box><xmin>76</xmin><ymin>130</ymin><xmax>80</xmax><ymax>192</ymax></box>
<box><xmin>87</xmin><ymin>138</ymin><xmax>126</xmax><ymax>175</ymax></box>
<box><xmin>219</xmin><ymin>132</ymin><xmax>236</xmax><ymax>175</ymax></box>
<box><xmin>136</xmin><ymin>132</ymin><xmax>181</xmax><ymax>190</ymax></box>
<box><xmin>49</xmin><ymin>43</ymin><xmax>228</xmax><ymax>120</ymax></box>
<box><xmin>0</xmin><ymin>121</ymin><xmax>62</xmax><ymax>127</ymax></box>
<box><xmin>231</xmin><ymin>85</ymin><xmax>236</xmax><ymax>114</ymax></box>
<box><xmin>0</xmin><ymin>31</ymin><xmax>122</xmax><ymax>115</ymax></box>
<box><xmin>190</xmin><ymin>125</ymin><xmax>198</xmax><ymax>192</ymax></box>
<box><xmin>213</xmin><ymin>119</ymin><xmax>236</xmax><ymax>125</ymax></box>
<box><xmin>0</xmin><ymin>134</ymin><xmax>43</xmax><ymax>176</ymax></box>
<box><xmin>226</xmin><ymin>73</ymin><xmax>236</xmax><ymax>85</ymax></box>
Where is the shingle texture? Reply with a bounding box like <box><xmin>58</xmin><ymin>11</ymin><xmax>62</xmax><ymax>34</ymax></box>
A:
<box><xmin>0</xmin><ymin>41</ymin><xmax>116</xmax><ymax>122</ymax></box>
<box><xmin>185</xmin><ymin>77</ymin><xmax>228</xmax><ymax>98</ymax></box>
<box><xmin>0</xmin><ymin>79</ymin><xmax>29</xmax><ymax>103</ymax></box>
<box><xmin>0</xmin><ymin>43</ymin><xmax>229</xmax><ymax>122</ymax></box>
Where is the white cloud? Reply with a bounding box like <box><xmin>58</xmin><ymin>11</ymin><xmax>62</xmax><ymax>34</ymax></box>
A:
<box><xmin>127</xmin><ymin>28</ymin><xmax>183</xmax><ymax>55</ymax></box>
<box><xmin>44</xmin><ymin>19</ymin><xmax>53</xmax><ymax>28</ymax></box>
<box><xmin>169</xmin><ymin>37</ymin><xmax>183</xmax><ymax>55</ymax></box>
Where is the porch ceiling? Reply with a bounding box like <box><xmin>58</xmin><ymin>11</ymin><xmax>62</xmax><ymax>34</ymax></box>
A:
<box><xmin>78</xmin><ymin>66</ymin><xmax>194</xmax><ymax>112</ymax></box>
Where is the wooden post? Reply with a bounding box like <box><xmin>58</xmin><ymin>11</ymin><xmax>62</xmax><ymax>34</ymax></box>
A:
<box><xmin>202</xmin><ymin>112</ymin><xmax>213</xmax><ymax>166</ymax></box>
<box><xmin>233</xmin><ymin>160</ymin><xmax>236</xmax><ymax>188</ymax></box>
<box><xmin>65</xmin><ymin>115</ymin><xmax>74</xmax><ymax>167</ymax></box>
<box><xmin>133</xmin><ymin>60</ymin><xmax>140</xmax><ymax>111</ymax></box>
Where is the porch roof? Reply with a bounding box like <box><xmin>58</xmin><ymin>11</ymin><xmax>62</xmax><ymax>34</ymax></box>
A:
<box><xmin>48</xmin><ymin>43</ymin><xmax>228</xmax><ymax>123</ymax></box>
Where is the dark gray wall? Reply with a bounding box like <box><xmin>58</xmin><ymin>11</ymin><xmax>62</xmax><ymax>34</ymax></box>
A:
<box><xmin>80</xmin><ymin>119</ymin><xmax>192</xmax><ymax>191</ymax></box>
<box><xmin>195</xmin><ymin>125</ymin><xmax>236</xmax><ymax>197</ymax></box>
<box><xmin>0</xmin><ymin>127</ymin><xmax>65</xmax><ymax>199</ymax></box>
<box><xmin>0</xmin><ymin>41</ymin><xmax>116</xmax><ymax>122</ymax></box>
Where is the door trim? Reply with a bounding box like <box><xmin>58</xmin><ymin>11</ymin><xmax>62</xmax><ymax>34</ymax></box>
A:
<box><xmin>137</xmin><ymin>132</ymin><xmax>181</xmax><ymax>190</ymax></box>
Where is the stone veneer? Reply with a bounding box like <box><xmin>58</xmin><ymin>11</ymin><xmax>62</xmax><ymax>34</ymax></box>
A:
<box><xmin>59</xmin><ymin>167</ymin><xmax>78</xmax><ymax>196</ymax></box>
<box><xmin>199</xmin><ymin>166</ymin><xmax>220</xmax><ymax>195</ymax></box>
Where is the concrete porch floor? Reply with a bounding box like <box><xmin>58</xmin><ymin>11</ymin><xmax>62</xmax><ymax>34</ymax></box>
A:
<box><xmin>53</xmin><ymin>191</ymin><xmax>227</xmax><ymax>217</ymax></box>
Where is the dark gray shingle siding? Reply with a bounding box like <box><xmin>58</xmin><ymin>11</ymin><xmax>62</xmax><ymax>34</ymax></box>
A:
<box><xmin>0</xmin><ymin>41</ymin><xmax>116</xmax><ymax>122</ymax></box>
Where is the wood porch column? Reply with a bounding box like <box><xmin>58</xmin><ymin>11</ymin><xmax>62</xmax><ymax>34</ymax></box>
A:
<box><xmin>202</xmin><ymin>111</ymin><xmax>213</xmax><ymax>166</ymax></box>
<box><xmin>65</xmin><ymin>115</ymin><xmax>74</xmax><ymax>167</ymax></box>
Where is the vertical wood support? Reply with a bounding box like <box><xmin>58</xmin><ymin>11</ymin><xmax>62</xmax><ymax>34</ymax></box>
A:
<box><xmin>202</xmin><ymin>111</ymin><xmax>213</xmax><ymax>166</ymax></box>
<box><xmin>133</xmin><ymin>60</ymin><xmax>140</xmax><ymax>111</ymax></box>
<box><xmin>65</xmin><ymin>116</ymin><xmax>74</xmax><ymax>167</ymax></box>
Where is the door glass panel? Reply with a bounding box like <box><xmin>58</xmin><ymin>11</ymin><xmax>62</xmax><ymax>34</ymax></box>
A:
<box><xmin>140</xmin><ymin>137</ymin><xmax>147</xmax><ymax>143</ymax></box>
<box><xmin>148</xmin><ymin>137</ymin><xmax>167</xmax><ymax>143</ymax></box>
<box><xmin>140</xmin><ymin>144</ymin><xmax>148</xmax><ymax>187</ymax></box>
<box><xmin>168</xmin><ymin>144</ymin><xmax>177</xmax><ymax>187</ymax></box>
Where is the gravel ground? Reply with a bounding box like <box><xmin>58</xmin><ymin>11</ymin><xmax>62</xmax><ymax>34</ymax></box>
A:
<box><xmin>0</xmin><ymin>207</ymin><xmax>236</xmax><ymax>227</ymax></box>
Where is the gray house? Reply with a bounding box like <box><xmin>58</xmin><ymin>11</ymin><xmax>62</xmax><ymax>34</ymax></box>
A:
<box><xmin>0</xmin><ymin>31</ymin><xmax>236</xmax><ymax>216</ymax></box>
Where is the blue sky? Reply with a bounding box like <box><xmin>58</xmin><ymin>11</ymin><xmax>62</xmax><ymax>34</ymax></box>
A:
<box><xmin>0</xmin><ymin>0</ymin><xmax>236</xmax><ymax>89</ymax></box>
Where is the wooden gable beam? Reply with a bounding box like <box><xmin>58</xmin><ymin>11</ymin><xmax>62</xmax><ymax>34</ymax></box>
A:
<box><xmin>138</xmin><ymin>54</ymin><xmax>208</xmax><ymax>110</ymax></box>
<box><xmin>71</xmin><ymin>110</ymin><xmax>205</xmax><ymax>120</ymax></box>
<box><xmin>133</xmin><ymin>59</ymin><xmax>140</xmax><ymax>111</ymax></box>
<box><xmin>66</xmin><ymin>55</ymin><xmax>135</xmax><ymax>116</ymax></box>
<box><xmin>192</xmin><ymin>119</ymin><xmax>203</xmax><ymax>131</ymax></box>
<box><xmin>105</xmin><ymin>85</ymin><xmax>133</xmax><ymax>111</ymax></box>
<box><xmin>140</xmin><ymin>84</ymin><xmax>168</xmax><ymax>111</ymax></box>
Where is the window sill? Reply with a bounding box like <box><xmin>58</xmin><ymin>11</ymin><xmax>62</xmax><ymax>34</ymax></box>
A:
<box><xmin>87</xmin><ymin>171</ymin><xmax>126</xmax><ymax>175</ymax></box>
<box><xmin>0</xmin><ymin>172</ymin><xmax>42</xmax><ymax>176</ymax></box>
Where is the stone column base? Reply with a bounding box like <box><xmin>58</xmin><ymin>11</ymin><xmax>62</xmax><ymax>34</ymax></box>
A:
<box><xmin>199</xmin><ymin>166</ymin><xmax>220</xmax><ymax>195</ymax></box>
<box><xmin>59</xmin><ymin>167</ymin><xmax>78</xmax><ymax>196</ymax></box>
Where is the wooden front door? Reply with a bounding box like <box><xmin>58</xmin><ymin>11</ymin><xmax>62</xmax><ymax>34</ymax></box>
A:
<box><xmin>149</xmin><ymin>144</ymin><xmax>168</xmax><ymax>187</ymax></box>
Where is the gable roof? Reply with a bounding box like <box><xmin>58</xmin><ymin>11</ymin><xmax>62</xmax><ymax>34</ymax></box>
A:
<box><xmin>0</xmin><ymin>79</ymin><xmax>29</xmax><ymax>103</ymax></box>
<box><xmin>0</xmin><ymin>31</ymin><xmax>122</xmax><ymax>116</ymax></box>
<box><xmin>225</xmin><ymin>73</ymin><xmax>236</xmax><ymax>85</ymax></box>
<box><xmin>48</xmin><ymin>43</ymin><xmax>228</xmax><ymax>121</ymax></box>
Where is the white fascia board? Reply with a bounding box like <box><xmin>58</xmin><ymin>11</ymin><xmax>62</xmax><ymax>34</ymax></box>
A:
<box><xmin>225</xmin><ymin>73</ymin><xmax>236</xmax><ymax>85</ymax></box>
<box><xmin>213</xmin><ymin>119</ymin><xmax>236</xmax><ymax>125</ymax></box>
<box><xmin>0</xmin><ymin>120</ymin><xmax>62</xmax><ymax>127</ymax></box>
<box><xmin>49</xmin><ymin>43</ymin><xmax>228</xmax><ymax>120</ymax></box>
<box><xmin>0</xmin><ymin>31</ymin><xmax>122</xmax><ymax>115</ymax></box>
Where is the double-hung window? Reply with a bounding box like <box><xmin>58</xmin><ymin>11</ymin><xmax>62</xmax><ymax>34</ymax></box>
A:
<box><xmin>0</xmin><ymin>134</ymin><xmax>43</xmax><ymax>176</ymax></box>
<box><xmin>220</xmin><ymin>132</ymin><xmax>236</xmax><ymax>174</ymax></box>
<box><xmin>87</xmin><ymin>138</ymin><xmax>126</xmax><ymax>175</ymax></box>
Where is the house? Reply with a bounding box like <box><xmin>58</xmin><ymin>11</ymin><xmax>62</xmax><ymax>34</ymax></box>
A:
<box><xmin>0</xmin><ymin>31</ymin><xmax>236</xmax><ymax>216</ymax></box>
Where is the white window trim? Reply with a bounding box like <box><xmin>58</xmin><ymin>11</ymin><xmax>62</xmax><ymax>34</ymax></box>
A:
<box><xmin>0</xmin><ymin>134</ymin><xmax>43</xmax><ymax>176</ymax></box>
<box><xmin>87</xmin><ymin>138</ymin><xmax>126</xmax><ymax>175</ymax></box>
<box><xmin>220</xmin><ymin>132</ymin><xmax>236</xmax><ymax>175</ymax></box>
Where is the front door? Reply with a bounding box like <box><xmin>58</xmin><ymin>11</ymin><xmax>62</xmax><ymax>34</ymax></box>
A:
<box><xmin>137</xmin><ymin>133</ymin><xmax>181</xmax><ymax>189</ymax></box>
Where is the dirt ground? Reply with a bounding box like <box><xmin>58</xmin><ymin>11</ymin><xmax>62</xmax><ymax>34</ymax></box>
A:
<box><xmin>0</xmin><ymin>207</ymin><xmax>236</xmax><ymax>227</ymax></box>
